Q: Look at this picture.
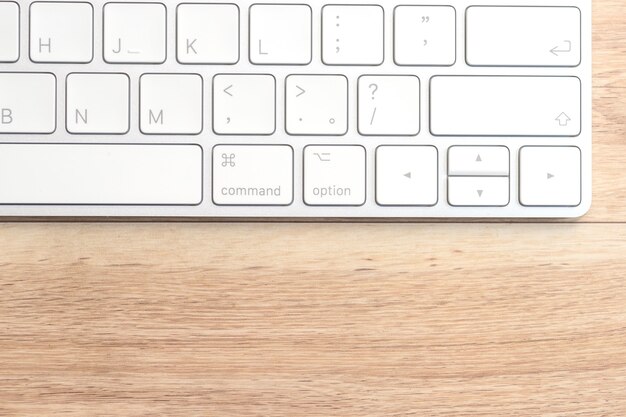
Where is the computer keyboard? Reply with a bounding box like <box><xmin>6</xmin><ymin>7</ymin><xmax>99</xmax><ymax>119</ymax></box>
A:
<box><xmin>0</xmin><ymin>0</ymin><xmax>591</xmax><ymax>219</ymax></box>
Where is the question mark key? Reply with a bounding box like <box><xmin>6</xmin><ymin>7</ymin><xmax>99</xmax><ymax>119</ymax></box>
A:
<box><xmin>357</xmin><ymin>75</ymin><xmax>421</xmax><ymax>135</ymax></box>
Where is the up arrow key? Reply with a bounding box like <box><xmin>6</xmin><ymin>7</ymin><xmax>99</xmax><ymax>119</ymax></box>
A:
<box><xmin>476</xmin><ymin>154</ymin><xmax>482</xmax><ymax>162</ymax></box>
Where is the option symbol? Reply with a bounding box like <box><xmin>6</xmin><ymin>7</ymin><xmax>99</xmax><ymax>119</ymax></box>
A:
<box><xmin>314</xmin><ymin>152</ymin><xmax>332</xmax><ymax>162</ymax></box>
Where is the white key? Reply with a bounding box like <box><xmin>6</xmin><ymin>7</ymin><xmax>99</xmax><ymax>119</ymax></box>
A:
<box><xmin>104</xmin><ymin>3</ymin><xmax>166</xmax><ymax>64</ymax></box>
<box><xmin>213</xmin><ymin>74</ymin><xmax>275</xmax><ymax>135</ymax></box>
<box><xmin>466</xmin><ymin>7</ymin><xmax>581</xmax><ymax>67</ymax></box>
<box><xmin>66</xmin><ymin>73</ymin><xmax>129</xmax><ymax>134</ymax></box>
<box><xmin>430</xmin><ymin>76</ymin><xmax>581</xmax><ymax>137</ymax></box>
<box><xmin>376</xmin><ymin>146</ymin><xmax>438</xmax><ymax>206</ymax></box>
<box><xmin>286</xmin><ymin>75</ymin><xmax>347</xmax><ymax>135</ymax></box>
<box><xmin>0</xmin><ymin>73</ymin><xmax>56</xmax><ymax>133</ymax></box>
<box><xmin>0</xmin><ymin>2</ymin><xmax>19</xmax><ymax>63</ymax></box>
<box><xmin>177</xmin><ymin>4</ymin><xmax>239</xmax><ymax>64</ymax></box>
<box><xmin>140</xmin><ymin>74</ymin><xmax>203</xmax><ymax>135</ymax></box>
<box><xmin>358</xmin><ymin>75</ymin><xmax>420</xmax><ymax>136</ymax></box>
<box><xmin>394</xmin><ymin>6</ymin><xmax>456</xmax><ymax>66</ymax></box>
<box><xmin>0</xmin><ymin>144</ymin><xmax>202</xmax><ymax>205</ymax></box>
<box><xmin>250</xmin><ymin>4</ymin><xmax>311</xmax><ymax>65</ymax></box>
<box><xmin>304</xmin><ymin>146</ymin><xmax>366</xmax><ymax>206</ymax></box>
<box><xmin>322</xmin><ymin>5</ymin><xmax>384</xmax><ymax>65</ymax></box>
<box><xmin>448</xmin><ymin>177</ymin><xmax>510</xmax><ymax>207</ymax></box>
<box><xmin>448</xmin><ymin>146</ymin><xmax>509</xmax><ymax>176</ymax></box>
<box><xmin>213</xmin><ymin>145</ymin><xmax>293</xmax><ymax>206</ymax></box>
<box><xmin>30</xmin><ymin>2</ymin><xmax>93</xmax><ymax>63</ymax></box>
<box><xmin>520</xmin><ymin>146</ymin><xmax>581</xmax><ymax>207</ymax></box>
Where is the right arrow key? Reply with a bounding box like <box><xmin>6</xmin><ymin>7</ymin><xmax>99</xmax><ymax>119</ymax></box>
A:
<box><xmin>520</xmin><ymin>146</ymin><xmax>581</xmax><ymax>207</ymax></box>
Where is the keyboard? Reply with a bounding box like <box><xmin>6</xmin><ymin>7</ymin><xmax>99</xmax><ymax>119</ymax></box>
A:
<box><xmin>0</xmin><ymin>0</ymin><xmax>591</xmax><ymax>219</ymax></box>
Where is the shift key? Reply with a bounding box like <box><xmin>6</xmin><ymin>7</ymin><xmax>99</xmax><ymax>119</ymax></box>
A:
<box><xmin>430</xmin><ymin>76</ymin><xmax>581</xmax><ymax>137</ymax></box>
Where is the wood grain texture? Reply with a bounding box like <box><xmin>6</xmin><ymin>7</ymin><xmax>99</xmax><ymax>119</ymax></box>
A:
<box><xmin>1</xmin><ymin>1</ymin><xmax>626</xmax><ymax>416</ymax></box>
<box><xmin>589</xmin><ymin>0</ymin><xmax>626</xmax><ymax>222</ymax></box>
<box><xmin>1</xmin><ymin>223</ymin><xmax>626</xmax><ymax>417</ymax></box>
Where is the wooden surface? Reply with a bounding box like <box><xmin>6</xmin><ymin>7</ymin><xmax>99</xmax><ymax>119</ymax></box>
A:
<box><xmin>1</xmin><ymin>2</ymin><xmax>625</xmax><ymax>416</ymax></box>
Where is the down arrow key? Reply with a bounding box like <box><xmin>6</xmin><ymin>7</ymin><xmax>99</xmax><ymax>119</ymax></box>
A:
<box><xmin>448</xmin><ymin>176</ymin><xmax>509</xmax><ymax>207</ymax></box>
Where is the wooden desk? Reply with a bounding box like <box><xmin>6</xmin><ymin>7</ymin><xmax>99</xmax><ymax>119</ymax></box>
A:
<box><xmin>1</xmin><ymin>2</ymin><xmax>625</xmax><ymax>415</ymax></box>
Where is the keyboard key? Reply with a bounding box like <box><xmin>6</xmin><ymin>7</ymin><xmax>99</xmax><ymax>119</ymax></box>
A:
<box><xmin>286</xmin><ymin>75</ymin><xmax>348</xmax><ymax>135</ymax></box>
<box><xmin>304</xmin><ymin>146</ymin><xmax>366</xmax><ymax>206</ymax></box>
<box><xmin>376</xmin><ymin>146</ymin><xmax>438</xmax><ymax>206</ymax></box>
<box><xmin>0</xmin><ymin>144</ymin><xmax>202</xmax><ymax>205</ymax></box>
<box><xmin>430</xmin><ymin>76</ymin><xmax>581</xmax><ymax>137</ymax></box>
<box><xmin>140</xmin><ymin>74</ymin><xmax>203</xmax><ymax>135</ymax></box>
<box><xmin>0</xmin><ymin>73</ymin><xmax>56</xmax><ymax>133</ymax></box>
<box><xmin>466</xmin><ymin>6</ymin><xmax>581</xmax><ymax>67</ymax></box>
<box><xmin>104</xmin><ymin>3</ymin><xmax>166</xmax><ymax>64</ymax></box>
<box><xmin>358</xmin><ymin>75</ymin><xmax>420</xmax><ymax>136</ymax></box>
<box><xmin>448</xmin><ymin>177</ymin><xmax>510</xmax><ymax>207</ymax></box>
<box><xmin>0</xmin><ymin>0</ymin><xmax>593</xmax><ymax>220</ymax></box>
<box><xmin>213</xmin><ymin>74</ymin><xmax>276</xmax><ymax>135</ymax></box>
<box><xmin>30</xmin><ymin>2</ymin><xmax>93</xmax><ymax>63</ymax></box>
<box><xmin>394</xmin><ymin>6</ymin><xmax>456</xmax><ymax>66</ymax></box>
<box><xmin>0</xmin><ymin>2</ymin><xmax>19</xmax><ymax>63</ymax></box>
<box><xmin>322</xmin><ymin>5</ymin><xmax>384</xmax><ymax>66</ymax></box>
<box><xmin>177</xmin><ymin>3</ymin><xmax>239</xmax><ymax>64</ymax></box>
<box><xmin>250</xmin><ymin>4</ymin><xmax>311</xmax><ymax>65</ymax></box>
<box><xmin>213</xmin><ymin>145</ymin><xmax>293</xmax><ymax>206</ymax></box>
<box><xmin>448</xmin><ymin>146</ymin><xmax>509</xmax><ymax>176</ymax></box>
<box><xmin>66</xmin><ymin>73</ymin><xmax>129</xmax><ymax>134</ymax></box>
<box><xmin>519</xmin><ymin>146</ymin><xmax>581</xmax><ymax>207</ymax></box>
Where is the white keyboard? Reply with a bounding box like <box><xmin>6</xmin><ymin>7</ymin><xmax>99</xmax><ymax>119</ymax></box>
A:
<box><xmin>0</xmin><ymin>0</ymin><xmax>592</xmax><ymax>219</ymax></box>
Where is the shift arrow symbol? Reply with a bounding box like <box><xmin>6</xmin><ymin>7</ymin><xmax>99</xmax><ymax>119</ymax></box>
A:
<box><xmin>555</xmin><ymin>112</ymin><xmax>571</xmax><ymax>126</ymax></box>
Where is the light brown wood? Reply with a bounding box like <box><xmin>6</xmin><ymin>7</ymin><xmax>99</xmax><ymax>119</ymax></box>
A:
<box><xmin>1</xmin><ymin>223</ymin><xmax>626</xmax><ymax>416</ymax></box>
<box><xmin>1</xmin><ymin>1</ymin><xmax>626</xmax><ymax>416</ymax></box>
<box><xmin>589</xmin><ymin>0</ymin><xmax>626</xmax><ymax>221</ymax></box>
